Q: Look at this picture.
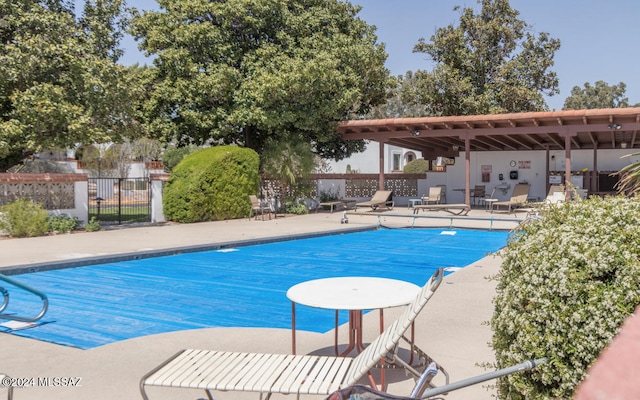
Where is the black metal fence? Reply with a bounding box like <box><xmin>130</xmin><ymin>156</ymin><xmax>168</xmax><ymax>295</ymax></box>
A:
<box><xmin>88</xmin><ymin>178</ymin><xmax>151</xmax><ymax>225</ymax></box>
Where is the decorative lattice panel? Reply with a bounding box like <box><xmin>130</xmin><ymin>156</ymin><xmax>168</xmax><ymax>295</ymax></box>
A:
<box><xmin>260</xmin><ymin>179</ymin><xmax>318</xmax><ymax>200</ymax></box>
<box><xmin>0</xmin><ymin>182</ymin><xmax>75</xmax><ymax>209</ymax></box>
<box><xmin>345</xmin><ymin>177</ymin><xmax>418</xmax><ymax>198</ymax></box>
<box><xmin>345</xmin><ymin>179</ymin><xmax>379</xmax><ymax>198</ymax></box>
<box><xmin>385</xmin><ymin>178</ymin><xmax>418</xmax><ymax>197</ymax></box>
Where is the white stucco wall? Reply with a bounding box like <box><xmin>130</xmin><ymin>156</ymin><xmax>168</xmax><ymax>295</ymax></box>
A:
<box><xmin>327</xmin><ymin>142</ymin><xmax>421</xmax><ymax>174</ymax></box>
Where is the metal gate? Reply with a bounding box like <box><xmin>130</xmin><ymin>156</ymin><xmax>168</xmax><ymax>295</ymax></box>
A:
<box><xmin>88</xmin><ymin>178</ymin><xmax>151</xmax><ymax>225</ymax></box>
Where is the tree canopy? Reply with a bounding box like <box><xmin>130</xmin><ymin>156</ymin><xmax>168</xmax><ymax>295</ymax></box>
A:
<box><xmin>0</xmin><ymin>0</ymin><xmax>143</xmax><ymax>171</ymax></box>
<box><xmin>131</xmin><ymin>0</ymin><xmax>391</xmax><ymax>161</ymax></box>
<box><xmin>563</xmin><ymin>80</ymin><xmax>632</xmax><ymax>110</ymax></box>
<box><xmin>404</xmin><ymin>0</ymin><xmax>560</xmax><ymax>116</ymax></box>
<box><xmin>367</xmin><ymin>71</ymin><xmax>428</xmax><ymax>119</ymax></box>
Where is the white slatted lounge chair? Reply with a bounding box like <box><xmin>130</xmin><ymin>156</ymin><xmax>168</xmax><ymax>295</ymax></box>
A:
<box><xmin>140</xmin><ymin>269</ymin><xmax>446</xmax><ymax>400</ymax></box>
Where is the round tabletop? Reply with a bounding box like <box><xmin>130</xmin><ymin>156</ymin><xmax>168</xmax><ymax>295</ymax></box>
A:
<box><xmin>286</xmin><ymin>277</ymin><xmax>420</xmax><ymax>310</ymax></box>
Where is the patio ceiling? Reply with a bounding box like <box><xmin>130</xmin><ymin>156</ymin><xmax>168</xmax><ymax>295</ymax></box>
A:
<box><xmin>337</xmin><ymin>107</ymin><xmax>640</xmax><ymax>158</ymax></box>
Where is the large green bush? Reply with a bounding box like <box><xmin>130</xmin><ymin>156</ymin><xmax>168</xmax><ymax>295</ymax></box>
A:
<box><xmin>0</xmin><ymin>199</ymin><xmax>49</xmax><ymax>238</ymax></box>
<box><xmin>492</xmin><ymin>196</ymin><xmax>640</xmax><ymax>398</ymax></box>
<box><xmin>163</xmin><ymin>146</ymin><xmax>260</xmax><ymax>222</ymax></box>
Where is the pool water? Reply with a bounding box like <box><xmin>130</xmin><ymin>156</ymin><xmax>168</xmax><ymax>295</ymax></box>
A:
<box><xmin>2</xmin><ymin>228</ymin><xmax>509</xmax><ymax>349</ymax></box>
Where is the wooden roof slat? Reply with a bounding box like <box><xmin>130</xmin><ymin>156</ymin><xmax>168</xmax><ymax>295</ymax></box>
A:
<box><xmin>544</xmin><ymin>133</ymin><xmax>564</xmax><ymax>148</ymax></box>
<box><xmin>571</xmin><ymin>137</ymin><xmax>581</xmax><ymax>149</ymax></box>
<box><xmin>471</xmin><ymin>137</ymin><xmax>503</xmax><ymax>151</ymax></box>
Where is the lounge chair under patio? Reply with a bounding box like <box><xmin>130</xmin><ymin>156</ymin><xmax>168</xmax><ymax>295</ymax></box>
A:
<box><xmin>493</xmin><ymin>183</ymin><xmax>531</xmax><ymax>214</ymax></box>
<box><xmin>140</xmin><ymin>269</ymin><xmax>447</xmax><ymax>400</ymax></box>
<box><xmin>355</xmin><ymin>190</ymin><xmax>394</xmax><ymax>211</ymax></box>
<box><xmin>421</xmin><ymin>187</ymin><xmax>443</xmax><ymax>205</ymax></box>
<box><xmin>470</xmin><ymin>185</ymin><xmax>486</xmax><ymax>206</ymax></box>
<box><xmin>412</xmin><ymin>203</ymin><xmax>470</xmax><ymax>216</ymax></box>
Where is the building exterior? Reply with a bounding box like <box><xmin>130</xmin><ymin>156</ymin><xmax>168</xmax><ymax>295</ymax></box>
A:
<box><xmin>328</xmin><ymin>143</ymin><xmax>420</xmax><ymax>174</ymax></box>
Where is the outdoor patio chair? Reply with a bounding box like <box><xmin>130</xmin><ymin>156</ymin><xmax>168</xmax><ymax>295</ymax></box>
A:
<box><xmin>470</xmin><ymin>185</ymin><xmax>486</xmax><ymax>206</ymax></box>
<box><xmin>355</xmin><ymin>190</ymin><xmax>394</xmax><ymax>211</ymax></box>
<box><xmin>0</xmin><ymin>373</ymin><xmax>13</xmax><ymax>400</ymax></box>
<box><xmin>421</xmin><ymin>187</ymin><xmax>442</xmax><ymax>205</ymax></box>
<box><xmin>140</xmin><ymin>269</ymin><xmax>447</xmax><ymax>400</ymax></box>
<box><xmin>493</xmin><ymin>183</ymin><xmax>531</xmax><ymax>213</ymax></box>
<box><xmin>249</xmin><ymin>195</ymin><xmax>272</xmax><ymax>221</ymax></box>
<box><xmin>484</xmin><ymin>187</ymin><xmax>499</xmax><ymax>212</ymax></box>
<box><xmin>325</xmin><ymin>358</ymin><xmax>544</xmax><ymax>400</ymax></box>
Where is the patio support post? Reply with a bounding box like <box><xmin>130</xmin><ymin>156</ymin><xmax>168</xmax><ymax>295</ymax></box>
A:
<box><xmin>564</xmin><ymin>135</ymin><xmax>572</xmax><ymax>201</ymax></box>
<box><xmin>593</xmin><ymin>142</ymin><xmax>599</xmax><ymax>193</ymax></box>
<box><xmin>465</xmin><ymin>137</ymin><xmax>471</xmax><ymax>206</ymax></box>
<box><xmin>378</xmin><ymin>141</ymin><xmax>385</xmax><ymax>190</ymax></box>
<box><xmin>545</xmin><ymin>145</ymin><xmax>550</xmax><ymax>194</ymax></box>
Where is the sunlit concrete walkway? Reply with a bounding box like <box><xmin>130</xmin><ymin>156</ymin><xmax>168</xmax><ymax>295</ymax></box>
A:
<box><xmin>0</xmin><ymin>207</ymin><xmax>522</xmax><ymax>400</ymax></box>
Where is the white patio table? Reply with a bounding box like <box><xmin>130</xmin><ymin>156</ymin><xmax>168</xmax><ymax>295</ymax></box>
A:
<box><xmin>287</xmin><ymin>277</ymin><xmax>420</xmax><ymax>356</ymax></box>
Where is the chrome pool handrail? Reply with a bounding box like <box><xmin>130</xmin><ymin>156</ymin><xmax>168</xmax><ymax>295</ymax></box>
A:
<box><xmin>0</xmin><ymin>273</ymin><xmax>49</xmax><ymax>323</ymax></box>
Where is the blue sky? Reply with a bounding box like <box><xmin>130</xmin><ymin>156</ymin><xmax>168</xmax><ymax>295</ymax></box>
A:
<box><xmin>116</xmin><ymin>0</ymin><xmax>640</xmax><ymax>111</ymax></box>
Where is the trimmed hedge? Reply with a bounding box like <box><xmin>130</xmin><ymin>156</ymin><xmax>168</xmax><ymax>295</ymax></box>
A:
<box><xmin>492</xmin><ymin>196</ymin><xmax>640</xmax><ymax>398</ymax></box>
<box><xmin>163</xmin><ymin>146</ymin><xmax>260</xmax><ymax>222</ymax></box>
<box><xmin>403</xmin><ymin>158</ymin><xmax>430</xmax><ymax>174</ymax></box>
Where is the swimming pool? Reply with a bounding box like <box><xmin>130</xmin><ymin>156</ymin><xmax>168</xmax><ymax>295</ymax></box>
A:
<box><xmin>3</xmin><ymin>228</ymin><xmax>509</xmax><ymax>349</ymax></box>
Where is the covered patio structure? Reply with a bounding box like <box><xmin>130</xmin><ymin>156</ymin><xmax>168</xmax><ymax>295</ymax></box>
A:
<box><xmin>337</xmin><ymin>107</ymin><xmax>640</xmax><ymax>204</ymax></box>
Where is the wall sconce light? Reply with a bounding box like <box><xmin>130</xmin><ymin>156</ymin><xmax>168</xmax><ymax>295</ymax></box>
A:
<box><xmin>621</xmin><ymin>142</ymin><xmax>628</xmax><ymax>149</ymax></box>
<box><xmin>410</xmin><ymin>130</ymin><xmax>420</xmax><ymax>136</ymax></box>
<box><xmin>452</xmin><ymin>145</ymin><xmax>460</xmax><ymax>151</ymax></box>
<box><xmin>608</xmin><ymin>123</ymin><xmax>622</xmax><ymax>130</ymax></box>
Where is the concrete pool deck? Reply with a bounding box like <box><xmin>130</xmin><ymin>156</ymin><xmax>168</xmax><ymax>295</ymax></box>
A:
<box><xmin>0</xmin><ymin>208</ymin><xmax>523</xmax><ymax>400</ymax></box>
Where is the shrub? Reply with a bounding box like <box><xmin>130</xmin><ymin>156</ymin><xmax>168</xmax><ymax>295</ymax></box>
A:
<box><xmin>319</xmin><ymin>188</ymin><xmax>340</xmax><ymax>203</ymax></box>
<box><xmin>163</xmin><ymin>146</ymin><xmax>260</xmax><ymax>222</ymax></box>
<box><xmin>403</xmin><ymin>158</ymin><xmax>430</xmax><ymax>174</ymax></box>
<box><xmin>0</xmin><ymin>199</ymin><xmax>49</xmax><ymax>238</ymax></box>
<box><xmin>85</xmin><ymin>217</ymin><xmax>101</xmax><ymax>232</ymax></box>
<box><xmin>286</xmin><ymin>202</ymin><xmax>309</xmax><ymax>215</ymax></box>
<box><xmin>47</xmin><ymin>214</ymin><xmax>80</xmax><ymax>233</ymax></box>
<box><xmin>491</xmin><ymin>196</ymin><xmax>640</xmax><ymax>399</ymax></box>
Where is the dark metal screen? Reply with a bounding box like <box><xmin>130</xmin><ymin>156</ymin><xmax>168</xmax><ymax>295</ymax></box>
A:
<box><xmin>88</xmin><ymin>178</ymin><xmax>151</xmax><ymax>225</ymax></box>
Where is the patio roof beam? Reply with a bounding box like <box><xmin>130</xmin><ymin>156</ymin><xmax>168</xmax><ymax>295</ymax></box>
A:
<box><xmin>544</xmin><ymin>133</ymin><xmax>564</xmax><ymax>148</ymax></box>
<box><xmin>486</xmin><ymin>136</ymin><xmax>519</xmax><ymax>150</ymax></box>
<box><xmin>465</xmin><ymin>137</ymin><xmax>495</xmax><ymax>151</ymax></box>
<box><xmin>610</xmin><ymin>131</ymin><xmax>616</xmax><ymax>149</ymax></box>
<box><xmin>506</xmin><ymin>135</ymin><xmax>534</xmax><ymax>150</ymax></box>
<box><xmin>571</xmin><ymin>137</ymin><xmax>582</xmax><ymax>149</ymax></box>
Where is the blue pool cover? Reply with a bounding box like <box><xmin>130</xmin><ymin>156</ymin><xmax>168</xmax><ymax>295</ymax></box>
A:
<box><xmin>3</xmin><ymin>228</ymin><xmax>509</xmax><ymax>349</ymax></box>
